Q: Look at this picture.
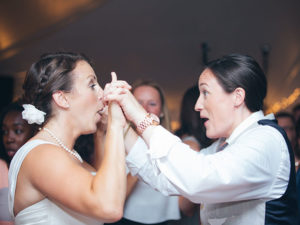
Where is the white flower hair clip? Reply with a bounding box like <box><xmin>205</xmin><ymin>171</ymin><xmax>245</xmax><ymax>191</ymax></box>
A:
<box><xmin>22</xmin><ymin>104</ymin><xmax>46</xmax><ymax>125</ymax></box>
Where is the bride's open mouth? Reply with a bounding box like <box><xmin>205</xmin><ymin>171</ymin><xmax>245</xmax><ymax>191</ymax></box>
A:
<box><xmin>97</xmin><ymin>106</ymin><xmax>106</xmax><ymax>115</ymax></box>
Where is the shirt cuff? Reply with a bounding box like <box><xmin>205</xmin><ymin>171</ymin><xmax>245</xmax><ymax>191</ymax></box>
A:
<box><xmin>126</xmin><ymin>137</ymin><xmax>149</xmax><ymax>175</ymax></box>
<box><xmin>148</xmin><ymin>125</ymin><xmax>181</xmax><ymax>159</ymax></box>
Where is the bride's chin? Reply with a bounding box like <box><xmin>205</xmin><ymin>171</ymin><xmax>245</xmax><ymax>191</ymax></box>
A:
<box><xmin>82</xmin><ymin>128</ymin><xmax>97</xmax><ymax>135</ymax></box>
<box><xmin>81</xmin><ymin>123</ymin><xmax>98</xmax><ymax>135</ymax></box>
<box><xmin>91</xmin><ymin>124</ymin><xmax>98</xmax><ymax>133</ymax></box>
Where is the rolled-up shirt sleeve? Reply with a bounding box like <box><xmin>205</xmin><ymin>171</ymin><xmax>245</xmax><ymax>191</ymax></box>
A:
<box><xmin>126</xmin><ymin>125</ymin><xmax>289</xmax><ymax>204</ymax></box>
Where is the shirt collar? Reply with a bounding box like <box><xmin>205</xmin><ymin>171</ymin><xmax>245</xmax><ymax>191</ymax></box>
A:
<box><xmin>226</xmin><ymin>110</ymin><xmax>275</xmax><ymax>145</ymax></box>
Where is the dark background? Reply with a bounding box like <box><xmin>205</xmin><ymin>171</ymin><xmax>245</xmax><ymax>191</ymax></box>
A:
<box><xmin>1</xmin><ymin>0</ymin><xmax>300</xmax><ymax>127</ymax></box>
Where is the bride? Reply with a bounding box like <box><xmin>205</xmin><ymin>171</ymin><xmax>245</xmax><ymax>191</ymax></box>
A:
<box><xmin>8</xmin><ymin>52</ymin><xmax>129</xmax><ymax>224</ymax></box>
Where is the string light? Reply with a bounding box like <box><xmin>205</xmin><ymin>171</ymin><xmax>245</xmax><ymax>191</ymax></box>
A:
<box><xmin>266</xmin><ymin>88</ymin><xmax>300</xmax><ymax>114</ymax></box>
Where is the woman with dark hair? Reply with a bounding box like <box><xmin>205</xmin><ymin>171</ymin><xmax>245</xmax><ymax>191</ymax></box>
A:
<box><xmin>0</xmin><ymin>101</ymin><xmax>35</xmax><ymax>224</ymax></box>
<box><xmin>105</xmin><ymin>54</ymin><xmax>298</xmax><ymax>224</ymax></box>
<box><xmin>8</xmin><ymin>52</ymin><xmax>128</xmax><ymax>224</ymax></box>
<box><xmin>0</xmin><ymin>101</ymin><xmax>36</xmax><ymax>163</ymax></box>
<box><xmin>174</xmin><ymin>85</ymin><xmax>214</xmax><ymax>225</ymax></box>
<box><xmin>275</xmin><ymin>111</ymin><xmax>299</xmax><ymax>169</ymax></box>
<box><xmin>175</xmin><ymin>85</ymin><xmax>213</xmax><ymax>150</ymax></box>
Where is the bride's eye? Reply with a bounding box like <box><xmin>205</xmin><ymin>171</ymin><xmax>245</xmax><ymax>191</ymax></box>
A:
<box><xmin>90</xmin><ymin>84</ymin><xmax>96</xmax><ymax>89</ymax></box>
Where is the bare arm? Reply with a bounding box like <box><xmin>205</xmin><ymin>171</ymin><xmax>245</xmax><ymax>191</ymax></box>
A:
<box><xmin>92</xmin><ymin>111</ymin><xmax>107</xmax><ymax>170</ymax></box>
<box><xmin>16</xmin><ymin>102</ymin><xmax>126</xmax><ymax>222</ymax></box>
<box><xmin>122</xmin><ymin>125</ymin><xmax>139</xmax><ymax>198</ymax></box>
<box><xmin>92</xmin><ymin>102</ymin><xmax>126</xmax><ymax>219</ymax></box>
<box><xmin>126</xmin><ymin>174</ymin><xmax>138</xmax><ymax>198</ymax></box>
<box><xmin>179</xmin><ymin>196</ymin><xmax>199</xmax><ymax>217</ymax></box>
<box><xmin>124</xmin><ymin>126</ymin><xmax>139</xmax><ymax>154</ymax></box>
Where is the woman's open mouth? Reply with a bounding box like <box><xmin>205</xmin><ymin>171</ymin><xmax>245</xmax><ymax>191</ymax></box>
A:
<box><xmin>201</xmin><ymin>118</ymin><xmax>209</xmax><ymax>126</ymax></box>
<box><xmin>97</xmin><ymin>107</ymin><xmax>105</xmax><ymax>115</ymax></box>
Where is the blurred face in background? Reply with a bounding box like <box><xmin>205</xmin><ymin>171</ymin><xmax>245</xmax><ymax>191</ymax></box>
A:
<box><xmin>277</xmin><ymin>116</ymin><xmax>296</xmax><ymax>147</ymax></box>
<box><xmin>2</xmin><ymin>111</ymin><xmax>33</xmax><ymax>158</ymax></box>
<box><xmin>294</xmin><ymin>109</ymin><xmax>300</xmax><ymax>124</ymax></box>
<box><xmin>133</xmin><ymin>85</ymin><xmax>162</xmax><ymax>117</ymax></box>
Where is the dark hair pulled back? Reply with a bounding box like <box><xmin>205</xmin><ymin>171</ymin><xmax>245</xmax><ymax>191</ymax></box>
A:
<box><xmin>206</xmin><ymin>54</ymin><xmax>267</xmax><ymax>112</ymax></box>
<box><xmin>175</xmin><ymin>85</ymin><xmax>213</xmax><ymax>148</ymax></box>
<box><xmin>23</xmin><ymin>52</ymin><xmax>92</xmax><ymax>123</ymax></box>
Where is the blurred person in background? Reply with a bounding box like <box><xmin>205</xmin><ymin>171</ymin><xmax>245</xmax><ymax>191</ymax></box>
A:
<box><xmin>275</xmin><ymin>111</ymin><xmax>300</xmax><ymax>218</ymax></box>
<box><xmin>175</xmin><ymin>85</ymin><xmax>214</xmax><ymax>151</ymax></box>
<box><xmin>108</xmin><ymin>80</ymin><xmax>180</xmax><ymax>225</ymax></box>
<box><xmin>275</xmin><ymin>111</ymin><xmax>299</xmax><ymax>168</ymax></box>
<box><xmin>292</xmin><ymin>104</ymin><xmax>300</xmax><ymax>124</ymax></box>
<box><xmin>0</xmin><ymin>101</ymin><xmax>35</xmax><ymax>225</ymax></box>
<box><xmin>174</xmin><ymin>85</ymin><xmax>214</xmax><ymax>225</ymax></box>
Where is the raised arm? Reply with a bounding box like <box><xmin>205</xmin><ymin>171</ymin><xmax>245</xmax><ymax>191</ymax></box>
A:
<box><xmin>92</xmin><ymin>106</ymin><xmax>108</xmax><ymax>170</ymax></box>
<box><xmin>19</xmin><ymin>102</ymin><xmax>126</xmax><ymax>223</ymax></box>
<box><xmin>104</xmin><ymin>82</ymin><xmax>283</xmax><ymax>205</ymax></box>
<box><xmin>16</xmin><ymin>73</ymin><xmax>128</xmax><ymax>222</ymax></box>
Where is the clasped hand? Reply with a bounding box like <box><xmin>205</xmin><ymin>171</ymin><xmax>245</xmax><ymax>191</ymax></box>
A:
<box><xmin>103</xmin><ymin>72</ymin><xmax>147</xmax><ymax>128</ymax></box>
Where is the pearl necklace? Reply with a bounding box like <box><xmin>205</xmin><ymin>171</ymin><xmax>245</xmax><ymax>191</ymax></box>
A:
<box><xmin>43</xmin><ymin>127</ymin><xmax>83</xmax><ymax>163</ymax></box>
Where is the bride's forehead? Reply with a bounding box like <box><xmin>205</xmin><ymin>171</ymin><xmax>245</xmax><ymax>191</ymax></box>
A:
<box><xmin>72</xmin><ymin>62</ymin><xmax>95</xmax><ymax>78</ymax></box>
<box><xmin>74</xmin><ymin>60</ymin><xmax>93</xmax><ymax>72</ymax></box>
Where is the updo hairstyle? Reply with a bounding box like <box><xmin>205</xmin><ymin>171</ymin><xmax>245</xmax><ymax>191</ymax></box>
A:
<box><xmin>22</xmin><ymin>52</ymin><xmax>92</xmax><ymax>124</ymax></box>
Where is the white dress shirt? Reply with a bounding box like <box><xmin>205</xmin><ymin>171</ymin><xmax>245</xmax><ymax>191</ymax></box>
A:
<box><xmin>123</xmin><ymin>140</ymin><xmax>180</xmax><ymax>223</ymax></box>
<box><xmin>126</xmin><ymin>111</ymin><xmax>290</xmax><ymax>224</ymax></box>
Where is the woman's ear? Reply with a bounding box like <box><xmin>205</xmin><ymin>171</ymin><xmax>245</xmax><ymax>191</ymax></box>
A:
<box><xmin>233</xmin><ymin>87</ymin><xmax>245</xmax><ymax>107</ymax></box>
<box><xmin>52</xmin><ymin>91</ymin><xmax>70</xmax><ymax>109</ymax></box>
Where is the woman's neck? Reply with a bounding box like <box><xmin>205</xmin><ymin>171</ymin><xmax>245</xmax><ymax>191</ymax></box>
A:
<box><xmin>226</xmin><ymin>106</ymin><xmax>253</xmax><ymax>139</ymax></box>
<box><xmin>42</xmin><ymin>118</ymin><xmax>78</xmax><ymax>151</ymax></box>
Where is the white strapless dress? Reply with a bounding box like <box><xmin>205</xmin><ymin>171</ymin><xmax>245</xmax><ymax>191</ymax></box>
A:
<box><xmin>8</xmin><ymin>139</ymin><xmax>103</xmax><ymax>225</ymax></box>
